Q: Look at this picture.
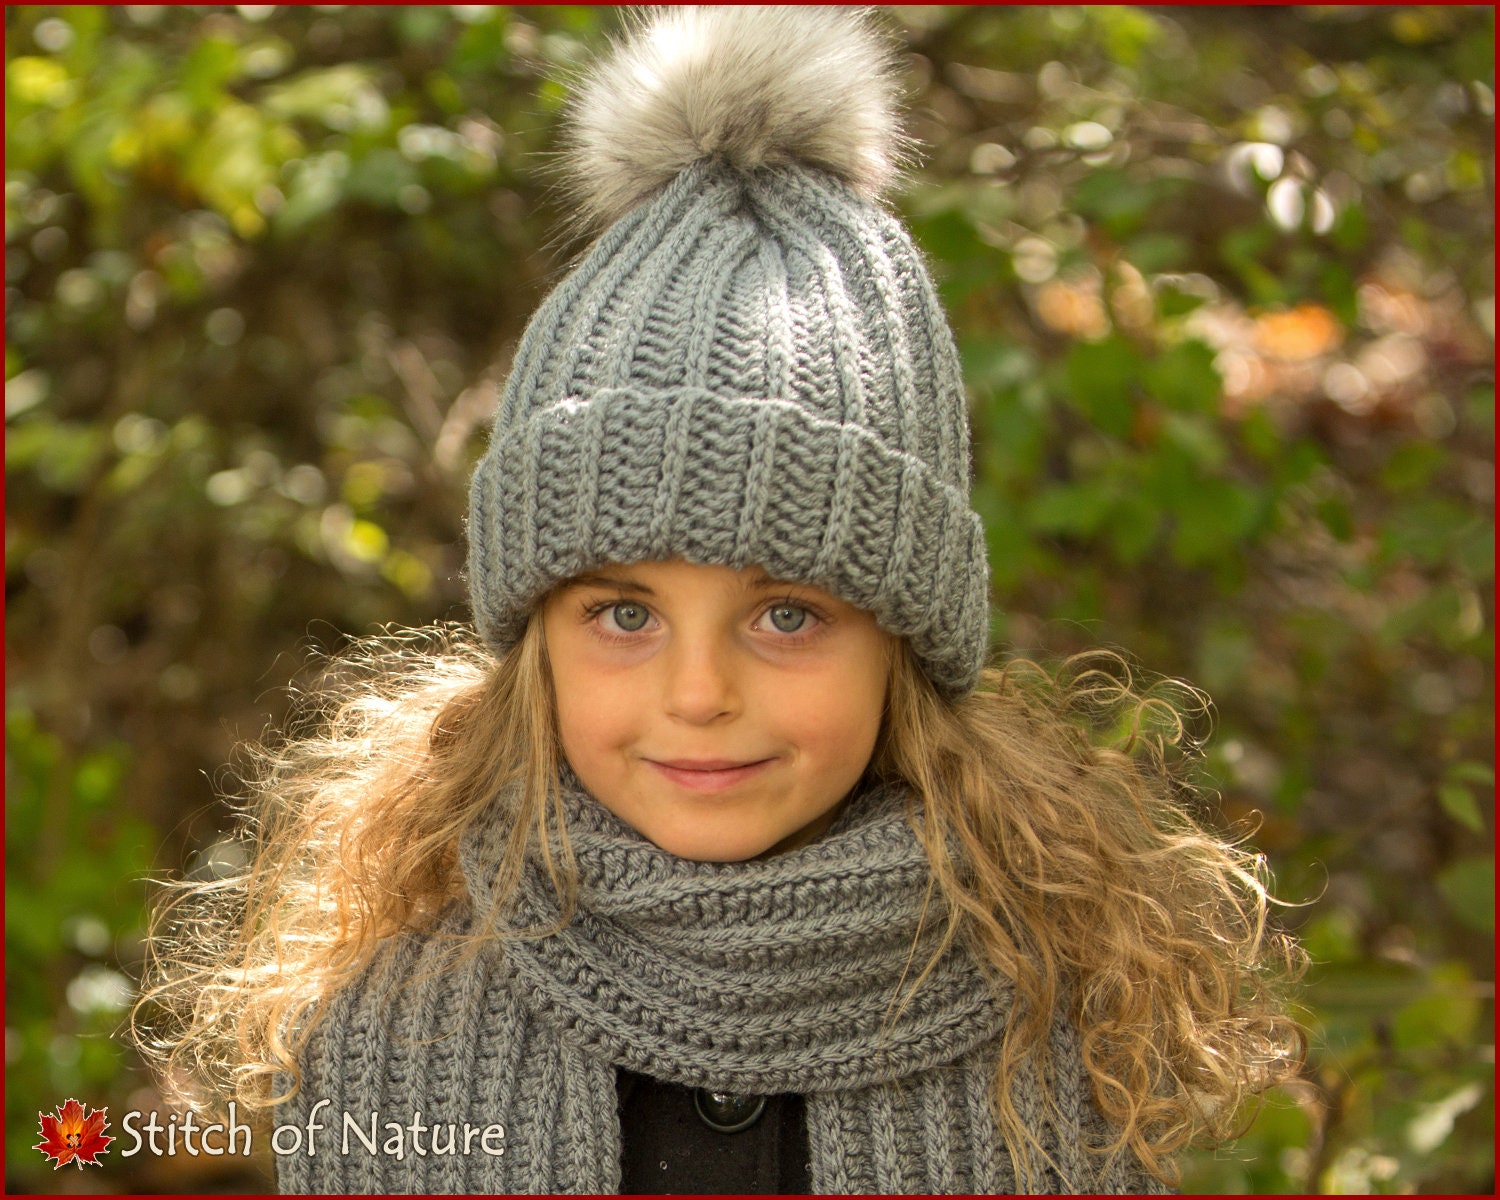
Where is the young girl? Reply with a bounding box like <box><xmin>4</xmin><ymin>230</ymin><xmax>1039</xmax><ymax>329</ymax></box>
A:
<box><xmin>138</xmin><ymin>8</ymin><xmax>1304</xmax><ymax>1194</ymax></box>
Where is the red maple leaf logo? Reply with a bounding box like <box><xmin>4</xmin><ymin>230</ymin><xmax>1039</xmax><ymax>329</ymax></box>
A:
<box><xmin>35</xmin><ymin>1098</ymin><xmax>114</xmax><ymax>1169</ymax></box>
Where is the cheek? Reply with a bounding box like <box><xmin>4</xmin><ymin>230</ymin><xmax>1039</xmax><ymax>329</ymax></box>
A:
<box><xmin>550</xmin><ymin>657</ymin><xmax>638</xmax><ymax>761</ymax></box>
<box><xmin>780</xmin><ymin>655</ymin><xmax>888</xmax><ymax>758</ymax></box>
<box><xmin>556</xmin><ymin>688</ymin><xmax>618</xmax><ymax>750</ymax></box>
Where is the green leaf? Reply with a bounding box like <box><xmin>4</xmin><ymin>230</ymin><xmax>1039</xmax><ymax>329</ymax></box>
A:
<box><xmin>910</xmin><ymin>207</ymin><xmax>988</xmax><ymax>269</ymax></box>
<box><xmin>5</xmin><ymin>419</ymin><xmax>108</xmax><ymax>493</ymax></box>
<box><xmin>263</xmin><ymin>64</ymin><xmax>381</xmax><ymax>124</ymax></box>
<box><xmin>1029</xmin><ymin>480</ymin><xmax>1118</xmax><ymax>537</ymax></box>
<box><xmin>1143</xmin><ymin>339</ymin><xmax>1221</xmax><ymax>413</ymax></box>
<box><xmin>1304</xmin><ymin>958</ymin><xmax>1427</xmax><ymax>1014</ymax></box>
<box><xmin>1090</xmin><ymin>4</ymin><xmax>1167</xmax><ymax>65</ymax></box>
<box><xmin>73</xmin><ymin>747</ymin><xmax>130</xmax><ymax>814</ymax></box>
<box><xmin>1154</xmin><ymin>283</ymin><xmax>1206</xmax><ymax>319</ymax></box>
<box><xmin>1106</xmin><ymin>491</ymin><xmax>1160</xmax><ymax>564</ymax></box>
<box><xmin>180</xmin><ymin>35</ymin><xmax>242</xmax><ymax>110</ymax></box>
<box><xmin>1380</xmin><ymin>441</ymin><xmax>1447</xmax><ymax>492</ymax></box>
<box><xmin>1393</xmin><ymin>963</ymin><xmax>1482</xmax><ymax>1051</ymax></box>
<box><xmin>451</xmin><ymin>15</ymin><xmax>512</xmax><ymax>79</ymax></box>
<box><xmin>1455</xmin><ymin>521</ymin><xmax>1495</xmax><ymax>581</ymax></box>
<box><xmin>1238</xmin><ymin>408</ymin><xmax>1283</xmax><ymax>461</ymax></box>
<box><xmin>7</xmin><ymin>55</ymin><xmax>76</xmax><ymax>108</ymax></box>
<box><xmin>1380</xmin><ymin>585</ymin><xmax>1485</xmax><ymax>650</ymax></box>
<box><xmin>1196</xmin><ymin>617</ymin><xmax>1256</xmax><ymax>693</ymax></box>
<box><xmin>1220</xmin><ymin>225</ymin><xmax>1285</xmax><ymax>304</ymax></box>
<box><xmin>1315</xmin><ymin>494</ymin><xmax>1355</xmax><ymax>542</ymax></box>
<box><xmin>909</xmin><ymin>204</ymin><xmax>1004</xmax><ymax>304</ymax></box>
<box><xmin>974</xmin><ymin>383</ymin><xmax>1047</xmax><ymax>483</ymax></box>
<box><xmin>1466</xmin><ymin>385</ymin><xmax>1496</xmax><ymax>435</ymax></box>
<box><xmin>1438</xmin><ymin>782</ymin><xmax>1485</xmax><ymax>832</ymax></box>
<box><xmin>1064</xmin><ymin>336</ymin><xmax>1137</xmax><ymax>437</ymax></box>
<box><xmin>1162</xmin><ymin>412</ymin><xmax>1228</xmax><ymax>467</ymax></box>
<box><xmin>396</xmin><ymin>5</ymin><xmax>450</xmax><ymax>46</ymax></box>
<box><xmin>1072</xmin><ymin>170</ymin><xmax>1173</xmax><ymax>238</ymax></box>
<box><xmin>3</xmin><ymin>884</ymin><xmax>65</xmax><ymax>960</ymax></box>
<box><xmin>981</xmin><ymin>495</ymin><xmax>1035</xmax><ymax>592</ymax></box>
<box><xmin>1124</xmin><ymin>232</ymin><xmax>1188</xmax><ymax>273</ymax></box>
<box><xmin>344</xmin><ymin>147</ymin><xmax>420</xmax><ymax>206</ymax></box>
<box><xmin>1381</xmin><ymin>498</ymin><xmax>1482</xmax><ymax>567</ymax></box>
<box><xmin>1447</xmin><ymin>761</ymin><xmax>1495</xmax><ymax>786</ymax></box>
<box><xmin>1169</xmin><ymin>479</ymin><xmax>1265</xmax><ymax>566</ymax></box>
<box><xmin>1331</xmin><ymin>199</ymin><xmax>1368</xmax><ymax>252</ymax></box>
<box><xmin>1436</xmin><ymin>855</ymin><xmax>1495</xmax><ymax>932</ymax></box>
<box><xmin>275</xmin><ymin>151</ymin><xmax>349</xmax><ymax>233</ymax></box>
<box><xmin>1318</xmin><ymin>260</ymin><xmax>1360</xmax><ymax>326</ymax></box>
<box><xmin>963</xmin><ymin>340</ymin><xmax>1036</xmax><ymax>394</ymax></box>
<box><xmin>1298</xmin><ymin>908</ymin><xmax>1361</xmax><ymax>965</ymax></box>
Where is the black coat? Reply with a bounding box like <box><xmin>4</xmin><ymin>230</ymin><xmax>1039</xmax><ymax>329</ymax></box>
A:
<box><xmin>617</xmin><ymin>1068</ymin><xmax>812</xmax><ymax>1194</ymax></box>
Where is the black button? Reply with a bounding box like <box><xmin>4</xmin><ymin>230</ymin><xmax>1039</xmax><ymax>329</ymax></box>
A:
<box><xmin>693</xmin><ymin>1088</ymin><xmax>768</xmax><ymax>1133</ymax></box>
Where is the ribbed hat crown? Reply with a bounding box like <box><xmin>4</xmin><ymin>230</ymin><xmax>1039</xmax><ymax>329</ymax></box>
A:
<box><xmin>497</xmin><ymin>163</ymin><xmax>969</xmax><ymax>492</ymax></box>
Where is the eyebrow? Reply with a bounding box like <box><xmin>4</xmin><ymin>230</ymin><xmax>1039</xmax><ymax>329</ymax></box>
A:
<box><xmin>565</xmin><ymin>567</ymin><xmax>788</xmax><ymax>596</ymax></box>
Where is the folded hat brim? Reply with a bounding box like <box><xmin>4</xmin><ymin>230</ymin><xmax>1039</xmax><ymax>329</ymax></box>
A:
<box><xmin>467</xmin><ymin>386</ymin><xmax>989</xmax><ymax>697</ymax></box>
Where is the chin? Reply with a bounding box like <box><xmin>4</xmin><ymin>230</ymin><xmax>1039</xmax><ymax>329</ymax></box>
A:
<box><xmin>653</xmin><ymin>835</ymin><xmax>770</xmax><ymax>863</ymax></box>
<box><xmin>641</xmin><ymin>823</ymin><xmax>777</xmax><ymax>863</ymax></box>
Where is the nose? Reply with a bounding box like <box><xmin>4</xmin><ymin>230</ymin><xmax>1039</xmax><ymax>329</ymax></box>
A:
<box><xmin>660</xmin><ymin>629</ymin><xmax>739</xmax><ymax>724</ymax></box>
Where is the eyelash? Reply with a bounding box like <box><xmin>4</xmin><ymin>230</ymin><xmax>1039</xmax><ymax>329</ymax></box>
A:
<box><xmin>577</xmin><ymin>595</ymin><xmax>829</xmax><ymax>647</ymax></box>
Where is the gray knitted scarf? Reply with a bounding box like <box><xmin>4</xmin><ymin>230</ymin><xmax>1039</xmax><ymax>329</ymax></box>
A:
<box><xmin>276</xmin><ymin>780</ymin><xmax>1165</xmax><ymax>1194</ymax></box>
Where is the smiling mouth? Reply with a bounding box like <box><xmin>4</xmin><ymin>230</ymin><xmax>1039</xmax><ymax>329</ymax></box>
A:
<box><xmin>645</xmin><ymin>758</ymin><xmax>775</xmax><ymax>793</ymax></box>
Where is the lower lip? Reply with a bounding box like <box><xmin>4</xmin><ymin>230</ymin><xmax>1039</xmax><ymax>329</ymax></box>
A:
<box><xmin>646</xmin><ymin>759</ymin><xmax>774</xmax><ymax>793</ymax></box>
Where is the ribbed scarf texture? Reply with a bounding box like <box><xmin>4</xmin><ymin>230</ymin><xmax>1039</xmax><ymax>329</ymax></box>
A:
<box><xmin>276</xmin><ymin>780</ymin><xmax>1166</xmax><ymax>1194</ymax></box>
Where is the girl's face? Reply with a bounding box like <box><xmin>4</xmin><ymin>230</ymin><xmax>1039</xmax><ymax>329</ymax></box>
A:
<box><xmin>541</xmin><ymin>559</ymin><xmax>894</xmax><ymax>862</ymax></box>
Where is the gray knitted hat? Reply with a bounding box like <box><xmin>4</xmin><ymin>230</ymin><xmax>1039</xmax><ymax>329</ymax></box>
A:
<box><xmin>466</xmin><ymin>6</ymin><xmax>990</xmax><ymax>697</ymax></box>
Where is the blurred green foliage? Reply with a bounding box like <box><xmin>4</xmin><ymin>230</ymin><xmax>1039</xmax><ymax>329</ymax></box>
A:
<box><xmin>5</xmin><ymin>5</ymin><xmax>1493</xmax><ymax>1193</ymax></box>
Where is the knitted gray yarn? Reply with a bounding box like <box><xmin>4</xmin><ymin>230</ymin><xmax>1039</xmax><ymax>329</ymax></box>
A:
<box><xmin>276</xmin><ymin>781</ymin><xmax>1167</xmax><ymax>1194</ymax></box>
<box><xmin>465</xmin><ymin>155</ymin><xmax>992</xmax><ymax>698</ymax></box>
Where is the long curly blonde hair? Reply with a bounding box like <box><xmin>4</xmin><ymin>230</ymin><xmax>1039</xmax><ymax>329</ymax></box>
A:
<box><xmin>134</xmin><ymin>610</ymin><xmax>1304</xmax><ymax>1187</ymax></box>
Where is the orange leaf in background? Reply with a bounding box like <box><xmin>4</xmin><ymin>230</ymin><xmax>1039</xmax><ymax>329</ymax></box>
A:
<box><xmin>35</xmin><ymin>1098</ymin><xmax>114</xmax><ymax>1169</ymax></box>
<box><xmin>1252</xmin><ymin>302</ymin><xmax>1343</xmax><ymax>360</ymax></box>
<box><xmin>1035</xmin><ymin>278</ymin><xmax>1112</xmax><ymax>339</ymax></box>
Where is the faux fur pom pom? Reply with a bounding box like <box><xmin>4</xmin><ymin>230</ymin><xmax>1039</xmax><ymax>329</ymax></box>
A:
<box><xmin>564</xmin><ymin>6</ymin><xmax>904</xmax><ymax>228</ymax></box>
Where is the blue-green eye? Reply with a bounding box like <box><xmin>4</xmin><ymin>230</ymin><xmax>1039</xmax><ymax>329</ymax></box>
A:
<box><xmin>609</xmin><ymin>602</ymin><xmax>650</xmax><ymax>632</ymax></box>
<box><xmin>767</xmin><ymin>604</ymin><xmax>807</xmax><ymax>633</ymax></box>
